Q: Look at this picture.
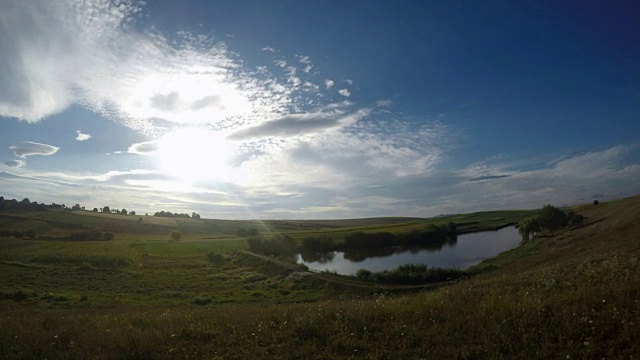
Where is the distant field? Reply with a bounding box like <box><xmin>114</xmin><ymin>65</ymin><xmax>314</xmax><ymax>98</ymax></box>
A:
<box><xmin>1</xmin><ymin>197</ymin><xmax>638</xmax><ymax>358</ymax></box>
<box><xmin>0</xmin><ymin>207</ymin><xmax>535</xmax><ymax>241</ymax></box>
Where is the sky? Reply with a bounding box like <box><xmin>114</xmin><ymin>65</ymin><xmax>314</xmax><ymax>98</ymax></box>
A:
<box><xmin>1</xmin><ymin>0</ymin><xmax>639</xmax><ymax>219</ymax></box>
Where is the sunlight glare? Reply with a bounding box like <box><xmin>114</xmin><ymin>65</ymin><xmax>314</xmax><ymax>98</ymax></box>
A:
<box><xmin>157</xmin><ymin>128</ymin><xmax>234</xmax><ymax>182</ymax></box>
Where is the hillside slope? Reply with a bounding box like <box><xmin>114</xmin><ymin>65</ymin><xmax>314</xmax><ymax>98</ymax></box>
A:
<box><xmin>0</xmin><ymin>196</ymin><xmax>638</xmax><ymax>359</ymax></box>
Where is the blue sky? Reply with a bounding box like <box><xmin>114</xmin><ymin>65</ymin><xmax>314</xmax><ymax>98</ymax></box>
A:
<box><xmin>1</xmin><ymin>0</ymin><xmax>639</xmax><ymax>219</ymax></box>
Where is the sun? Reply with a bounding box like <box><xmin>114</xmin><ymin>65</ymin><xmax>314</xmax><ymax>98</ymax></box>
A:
<box><xmin>157</xmin><ymin>128</ymin><xmax>234</xmax><ymax>181</ymax></box>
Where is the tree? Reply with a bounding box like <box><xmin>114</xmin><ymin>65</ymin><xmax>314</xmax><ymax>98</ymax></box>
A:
<box><xmin>537</xmin><ymin>205</ymin><xmax>568</xmax><ymax>233</ymax></box>
<box><xmin>593</xmin><ymin>200</ymin><xmax>600</xmax><ymax>206</ymax></box>
<box><xmin>120</xmin><ymin>209</ymin><xmax>128</xmax><ymax>216</ymax></box>
<box><xmin>566</xmin><ymin>210</ymin><xmax>584</xmax><ymax>226</ymax></box>
<box><xmin>102</xmin><ymin>206</ymin><xmax>110</xmax><ymax>213</ymax></box>
<box><xmin>518</xmin><ymin>218</ymin><xmax>541</xmax><ymax>243</ymax></box>
<box><xmin>72</xmin><ymin>204</ymin><xmax>82</xmax><ymax>210</ymax></box>
<box><xmin>170</xmin><ymin>230</ymin><xmax>182</xmax><ymax>241</ymax></box>
<box><xmin>130</xmin><ymin>211</ymin><xmax>136</xmax><ymax>216</ymax></box>
<box><xmin>92</xmin><ymin>208</ymin><xmax>98</xmax><ymax>212</ymax></box>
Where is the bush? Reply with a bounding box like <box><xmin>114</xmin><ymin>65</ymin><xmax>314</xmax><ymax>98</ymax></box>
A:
<box><xmin>206</xmin><ymin>252</ymin><xmax>226</xmax><ymax>265</ymax></box>
<box><xmin>301</xmin><ymin>236</ymin><xmax>334</xmax><ymax>252</ymax></box>
<box><xmin>0</xmin><ymin>230</ymin><xmax>24</xmax><ymax>238</ymax></box>
<box><xmin>246</xmin><ymin>234</ymin><xmax>297</xmax><ymax>256</ymax></box>
<box><xmin>355</xmin><ymin>269</ymin><xmax>373</xmax><ymax>280</ymax></box>
<box><xmin>102</xmin><ymin>231</ymin><xmax>114</xmax><ymax>241</ymax></box>
<box><xmin>193</xmin><ymin>296</ymin><xmax>212</xmax><ymax>305</ymax></box>
<box><xmin>68</xmin><ymin>229</ymin><xmax>102</xmax><ymax>241</ymax></box>
<box><xmin>170</xmin><ymin>230</ymin><xmax>182</xmax><ymax>241</ymax></box>
<box><xmin>0</xmin><ymin>290</ymin><xmax>29</xmax><ymax>301</ymax></box>
<box><xmin>25</xmin><ymin>229</ymin><xmax>37</xmax><ymax>240</ymax></box>
<box><xmin>356</xmin><ymin>264</ymin><xmax>466</xmax><ymax>284</ymax></box>
<box><xmin>593</xmin><ymin>200</ymin><xmax>600</xmax><ymax>205</ymax></box>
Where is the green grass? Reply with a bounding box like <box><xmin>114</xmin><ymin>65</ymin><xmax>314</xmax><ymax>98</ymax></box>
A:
<box><xmin>0</xmin><ymin>196</ymin><xmax>638</xmax><ymax>358</ymax></box>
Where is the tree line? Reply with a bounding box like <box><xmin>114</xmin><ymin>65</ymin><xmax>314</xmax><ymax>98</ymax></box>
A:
<box><xmin>1</xmin><ymin>196</ymin><xmax>50</xmax><ymax>212</ymax></box>
<box><xmin>247</xmin><ymin>222</ymin><xmax>459</xmax><ymax>258</ymax></box>
<box><xmin>153</xmin><ymin>211</ymin><xmax>201</xmax><ymax>219</ymax></box>
<box><xmin>299</xmin><ymin>222</ymin><xmax>458</xmax><ymax>253</ymax></box>
<box><xmin>517</xmin><ymin>204</ymin><xmax>585</xmax><ymax>243</ymax></box>
<box><xmin>0</xmin><ymin>195</ymin><xmax>203</xmax><ymax>220</ymax></box>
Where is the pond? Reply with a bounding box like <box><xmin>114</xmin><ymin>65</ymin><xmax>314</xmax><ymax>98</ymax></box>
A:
<box><xmin>296</xmin><ymin>226</ymin><xmax>520</xmax><ymax>275</ymax></box>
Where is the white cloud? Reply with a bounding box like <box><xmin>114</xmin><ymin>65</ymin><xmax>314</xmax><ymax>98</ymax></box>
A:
<box><xmin>295</xmin><ymin>55</ymin><xmax>313</xmax><ymax>73</ymax></box>
<box><xmin>262</xmin><ymin>46</ymin><xmax>276</xmax><ymax>53</ymax></box>
<box><xmin>228</xmin><ymin>104</ymin><xmax>370</xmax><ymax>140</ymax></box>
<box><xmin>338</xmin><ymin>89</ymin><xmax>351</xmax><ymax>97</ymax></box>
<box><xmin>303</xmin><ymin>82</ymin><xmax>320</xmax><ymax>92</ymax></box>
<box><xmin>76</xmin><ymin>130</ymin><xmax>91</xmax><ymax>141</ymax></box>
<box><xmin>376</xmin><ymin>99</ymin><xmax>392</xmax><ymax>107</ymax></box>
<box><xmin>2</xmin><ymin>141</ymin><xmax>637</xmax><ymax>219</ymax></box>
<box><xmin>5</xmin><ymin>160</ymin><xmax>26</xmax><ymax>168</ymax></box>
<box><xmin>399</xmin><ymin>145</ymin><xmax>640</xmax><ymax>216</ymax></box>
<box><xmin>325</xmin><ymin>79</ymin><xmax>334</xmax><ymax>89</ymax></box>
<box><xmin>344</xmin><ymin>79</ymin><xmax>353</xmax><ymax>85</ymax></box>
<box><xmin>0</xmin><ymin>0</ymin><xmax>315</xmax><ymax>134</ymax></box>
<box><xmin>297</xmin><ymin>55</ymin><xmax>312</xmax><ymax>64</ymax></box>
<box><xmin>9</xmin><ymin>141</ymin><xmax>60</xmax><ymax>158</ymax></box>
<box><xmin>128</xmin><ymin>141</ymin><xmax>160</xmax><ymax>155</ymax></box>
<box><xmin>228</xmin><ymin>118</ymin><xmax>453</xmax><ymax>196</ymax></box>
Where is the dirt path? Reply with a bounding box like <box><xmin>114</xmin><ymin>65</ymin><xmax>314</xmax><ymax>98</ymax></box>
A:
<box><xmin>238</xmin><ymin>249</ymin><xmax>447</xmax><ymax>291</ymax></box>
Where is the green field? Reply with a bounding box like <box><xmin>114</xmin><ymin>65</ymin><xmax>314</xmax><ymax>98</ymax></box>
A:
<box><xmin>0</xmin><ymin>197</ymin><xmax>638</xmax><ymax>358</ymax></box>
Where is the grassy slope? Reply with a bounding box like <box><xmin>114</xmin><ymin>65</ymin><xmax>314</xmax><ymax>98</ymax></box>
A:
<box><xmin>0</xmin><ymin>197</ymin><xmax>638</xmax><ymax>358</ymax></box>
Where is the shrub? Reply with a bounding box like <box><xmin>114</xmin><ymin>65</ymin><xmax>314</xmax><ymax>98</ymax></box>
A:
<box><xmin>68</xmin><ymin>229</ymin><xmax>102</xmax><ymax>241</ymax></box>
<box><xmin>355</xmin><ymin>269</ymin><xmax>373</xmax><ymax>280</ymax></box>
<box><xmin>102</xmin><ymin>231</ymin><xmax>114</xmax><ymax>241</ymax></box>
<box><xmin>170</xmin><ymin>230</ymin><xmax>182</xmax><ymax>241</ymax></box>
<box><xmin>206</xmin><ymin>252</ymin><xmax>226</xmax><ymax>265</ymax></box>
<box><xmin>0</xmin><ymin>290</ymin><xmax>29</xmax><ymax>301</ymax></box>
<box><xmin>357</xmin><ymin>264</ymin><xmax>466</xmax><ymax>284</ymax></box>
<box><xmin>593</xmin><ymin>200</ymin><xmax>600</xmax><ymax>205</ymax></box>
<box><xmin>0</xmin><ymin>230</ymin><xmax>24</xmax><ymax>238</ymax></box>
<box><xmin>25</xmin><ymin>229</ymin><xmax>37</xmax><ymax>240</ymax></box>
<box><xmin>193</xmin><ymin>296</ymin><xmax>212</xmax><ymax>305</ymax></box>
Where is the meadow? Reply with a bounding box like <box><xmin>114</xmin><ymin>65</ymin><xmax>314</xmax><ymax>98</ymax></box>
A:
<box><xmin>0</xmin><ymin>197</ymin><xmax>638</xmax><ymax>359</ymax></box>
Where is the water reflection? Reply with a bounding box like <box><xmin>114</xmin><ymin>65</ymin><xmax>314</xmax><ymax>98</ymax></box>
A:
<box><xmin>296</xmin><ymin>226</ymin><xmax>520</xmax><ymax>274</ymax></box>
<box><xmin>299</xmin><ymin>250</ymin><xmax>335</xmax><ymax>263</ymax></box>
<box><xmin>299</xmin><ymin>234</ymin><xmax>458</xmax><ymax>264</ymax></box>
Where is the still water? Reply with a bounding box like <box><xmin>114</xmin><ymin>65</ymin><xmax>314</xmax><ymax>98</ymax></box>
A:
<box><xmin>296</xmin><ymin>226</ymin><xmax>520</xmax><ymax>275</ymax></box>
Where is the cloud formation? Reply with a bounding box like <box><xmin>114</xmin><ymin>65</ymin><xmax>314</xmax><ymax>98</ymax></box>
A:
<box><xmin>128</xmin><ymin>141</ymin><xmax>160</xmax><ymax>155</ymax></box>
<box><xmin>76</xmin><ymin>130</ymin><xmax>91</xmax><ymax>141</ymax></box>
<box><xmin>228</xmin><ymin>103</ymin><xmax>370</xmax><ymax>140</ymax></box>
<box><xmin>0</xmin><ymin>0</ymin><xmax>327</xmax><ymax>134</ymax></box>
<box><xmin>325</xmin><ymin>79</ymin><xmax>334</xmax><ymax>89</ymax></box>
<box><xmin>5</xmin><ymin>160</ymin><xmax>26</xmax><ymax>168</ymax></box>
<box><xmin>9</xmin><ymin>141</ymin><xmax>59</xmax><ymax>158</ymax></box>
<box><xmin>338</xmin><ymin>89</ymin><xmax>351</xmax><ymax>97</ymax></box>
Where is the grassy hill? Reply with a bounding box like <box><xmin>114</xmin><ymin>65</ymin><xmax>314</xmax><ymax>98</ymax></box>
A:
<box><xmin>0</xmin><ymin>196</ymin><xmax>638</xmax><ymax>358</ymax></box>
